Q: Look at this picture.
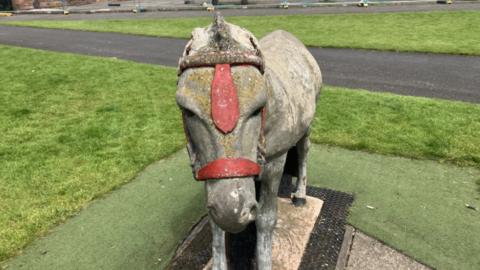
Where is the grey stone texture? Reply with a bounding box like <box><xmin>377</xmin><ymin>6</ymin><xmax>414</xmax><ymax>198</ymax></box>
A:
<box><xmin>346</xmin><ymin>231</ymin><xmax>431</xmax><ymax>270</ymax></box>
<box><xmin>176</xmin><ymin>16</ymin><xmax>321</xmax><ymax>269</ymax></box>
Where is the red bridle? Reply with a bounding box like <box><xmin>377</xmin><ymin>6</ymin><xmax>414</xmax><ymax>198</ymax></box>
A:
<box><xmin>181</xmin><ymin>63</ymin><xmax>266</xmax><ymax>181</ymax></box>
<box><xmin>196</xmin><ymin>157</ymin><xmax>261</xmax><ymax>180</ymax></box>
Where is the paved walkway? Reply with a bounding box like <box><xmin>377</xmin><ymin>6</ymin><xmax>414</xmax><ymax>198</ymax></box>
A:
<box><xmin>1</xmin><ymin>25</ymin><xmax>479</xmax><ymax>102</ymax></box>
<box><xmin>2</xmin><ymin>2</ymin><xmax>480</xmax><ymax>21</ymax></box>
<box><xmin>343</xmin><ymin>228</ymin><xmax>431</xmax><ymax>270</ymax></box>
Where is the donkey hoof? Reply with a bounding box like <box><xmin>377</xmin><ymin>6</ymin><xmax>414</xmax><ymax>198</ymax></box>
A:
<box><xmin>292</xmin><ymin>197</ymin><xmax>306</xmax><ymax>207</ymax></box>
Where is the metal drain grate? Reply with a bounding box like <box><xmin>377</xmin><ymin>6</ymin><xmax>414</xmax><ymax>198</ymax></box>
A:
<box><xmin>168</xmin><ymin>186</ymin><xmax>354</xmax><ymax>270</ymax></box>
<box><xmin>300</xmin><ymin>187</ymin><xmax>354</xmax><ymax>270</ymax></box>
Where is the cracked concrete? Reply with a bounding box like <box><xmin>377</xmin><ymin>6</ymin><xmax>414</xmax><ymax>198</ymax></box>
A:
<box><xmin>338</xmin><ymin>227</ymin><xmax>432</xmax><ymax>270</ymax></box>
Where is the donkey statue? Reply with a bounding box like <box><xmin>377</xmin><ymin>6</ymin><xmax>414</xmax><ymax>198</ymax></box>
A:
<box><xmin>176</xmin><ymin>14</ymin><xmax>321</xmax><ymax>270</ymax></box>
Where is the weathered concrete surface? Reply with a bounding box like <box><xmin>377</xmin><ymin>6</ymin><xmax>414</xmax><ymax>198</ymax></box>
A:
<box><xmin>272</xmin><ymin>197</ymin><xmax>323</xmax><ymax>270</ymax></box>
<box><xmin>335</xmin><ymin>225</ymin><xmax>354</xmax><ymax>270</ymax></box>
<box><xmin>345</xmin><ymin>231</ymin><xmax>431</xmax><ymax>270</ymax></box>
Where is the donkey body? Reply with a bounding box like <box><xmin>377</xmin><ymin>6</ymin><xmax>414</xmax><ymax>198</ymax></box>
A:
<box><xmin>177</xmin><ymin>15</ymin><xmax>321</xmax><ymax>270</ymax></box>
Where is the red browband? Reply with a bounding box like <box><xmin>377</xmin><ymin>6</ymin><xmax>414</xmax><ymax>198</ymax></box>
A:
<box><xmin>211</xmin><ymin>64</ymin><xmax>240</xmax><ymax>134</ymax></box>
<box><xmin>196</xmin><ymin>158</ymin><xmax>261</xmax><ymax>181</ymax></box>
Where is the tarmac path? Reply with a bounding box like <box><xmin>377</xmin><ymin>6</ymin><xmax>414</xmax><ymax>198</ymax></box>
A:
<box><xmin>2</xmin><ymin>2</ymin><xmax>480</xmax><ymax>21</ymax></box>
<box><xmin>1</xmin><ymin>25</ymin><xmax>479</xmax><ymax>103</ymax></box>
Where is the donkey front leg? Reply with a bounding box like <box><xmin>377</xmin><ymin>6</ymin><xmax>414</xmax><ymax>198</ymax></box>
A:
<box><xmin>256</xmin><ymin>154</ymin><xmax>287</xmax><ymax>270</ymax></box>
<box><xmin>210</xmin><ymin>218</ymin><xmax>227</xmax><ymax>270</ymax></box>
<box><xmin>292</xmin><ymin>132</ymin><xmax>310</xmax><ymax>207</ymax></box>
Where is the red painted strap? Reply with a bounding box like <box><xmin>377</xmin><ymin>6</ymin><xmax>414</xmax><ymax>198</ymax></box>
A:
<box><xmin>211</xmin><ymin>64</ymin><xmax>240</xmax><ymax>134</ymax></box>
<box><xmin>196</xmin><ymin>158</ymin><xmax>261</xmax><ymax>180</ymax></box>
<box><xmin>261</xmin><ymin>107</ymin><xmax>266</xmax><ymax>132</ymax></box>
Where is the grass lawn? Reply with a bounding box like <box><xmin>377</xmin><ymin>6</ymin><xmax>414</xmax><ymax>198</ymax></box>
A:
<box><xmin>312</xmin><ymin>87</ymin><xmax>480</xmax><ymax>168</ymax></box>
<box><xmin>4</xmin><ymin>10</ymin><xmax>480</xmax><ymax>55</ymax></box>
<box><xmin>308</xmin><ymin>145</ymin><xmax>480</xmax><ymax>270</ymax></box>
<box><xmin>3</xmin><ymin>150</ymin><xmax>206</xmax><ymax>270</ymax></box>
<box><xmin>1</xmin><ymin>46</ymin><xmax>479</xmax><ymax>266</ymax></box>
<box><xmin>0</xmin><ymin>46</ymin><xmax>184</xmax><ymax>262</ymax></box>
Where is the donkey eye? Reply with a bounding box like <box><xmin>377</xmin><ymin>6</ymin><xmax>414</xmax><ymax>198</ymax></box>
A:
<box><xmin>251</xmin><ymin>108</ymin><xmax>262</xmax><ymax>117</ymax></box>
<box><xmin>183</xmin><ymin>108</ymin><xmax>196</xmax><ymax>118</ymax></box>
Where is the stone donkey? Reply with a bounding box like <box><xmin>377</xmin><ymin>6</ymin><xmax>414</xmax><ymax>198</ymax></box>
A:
<box><xmin>176</xmin><ymin>14</ymin><xmax>321</xmax><ymax>270</ymax></box>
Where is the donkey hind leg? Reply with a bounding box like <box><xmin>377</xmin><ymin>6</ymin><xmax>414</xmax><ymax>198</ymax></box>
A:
<box><xmin>256</xmin><ymin>154</ymin><xmax>287</xmax><ymax>270</ymax></box>
<box><xmin>210</xmin><ymin>217</ymin><xmax>227</xmax><ymax>270</ymax></box>
<box><xmin>292</xmin><ymin>132</ymin><xmax>310</xmax><ymax>207</ymax></box>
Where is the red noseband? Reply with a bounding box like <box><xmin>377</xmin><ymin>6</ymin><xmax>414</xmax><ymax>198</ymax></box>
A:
<box><xmin>196</xmin><ymin>158</ymin><xmax>261</xmax><ymax>181</ymax></box>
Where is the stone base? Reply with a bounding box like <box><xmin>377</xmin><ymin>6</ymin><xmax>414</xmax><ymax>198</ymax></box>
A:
<box><xmin>203</xmin><ymin>196</ymin><xmax>323</xmax><ymax>270</ymax></box>
<box><xmin>168</xmin><ymin>187</ymin><xmax>354</xmax><ymax>270</ymax></box>
<box><xmin>273</xmin><ymin>196</ymin><xmax>323</xmax><ymax>270</ymax></box>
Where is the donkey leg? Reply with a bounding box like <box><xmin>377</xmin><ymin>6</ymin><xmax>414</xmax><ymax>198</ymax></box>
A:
<box><xmin>256</xmin><ymin>154</ymin><xmax>287</xmax><ymax>270</ymax></box>
<box><xmin>210</xmin><ymin>217</ymin><xmax>227</xmax><ymax>270</ymax></box>
<box><xmin>292</xmin><ymin>132</ymin><xmax>310</xmax><ymax>207</ymax></box>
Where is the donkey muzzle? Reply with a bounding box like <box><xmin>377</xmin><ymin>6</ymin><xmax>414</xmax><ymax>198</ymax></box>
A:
<box><xmin>195</xmin><ymin>158</ymin><xmax>261</xmax><ymax>181</ymax></box>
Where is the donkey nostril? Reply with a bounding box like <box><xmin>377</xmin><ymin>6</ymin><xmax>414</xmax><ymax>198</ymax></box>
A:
<box><xmin>241</xmin><ymin>205</ymin><xmax>256</xmax><ymax>221</ymax></box>
<box><xmin>249</xmin><ymin>206</ymin><xmax>257</xmax><ymax>220</ymax></box>
<box><xmin>240</xmin><ymin>208</ymin><xmax>248</xmax><ymax>218</ymax></box>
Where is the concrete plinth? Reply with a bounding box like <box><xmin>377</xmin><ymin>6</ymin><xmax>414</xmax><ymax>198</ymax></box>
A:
<box><xmin>272</xmin><ymin>196</ymin><xmax>323</xmax><ymax>270</ymax></box>
<box><xmin>204</xmin><ymin>196</ymin><xmax>323</xmax><ymax>270</ymax></box>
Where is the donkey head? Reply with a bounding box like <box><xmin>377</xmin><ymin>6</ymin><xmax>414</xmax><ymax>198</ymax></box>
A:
<box><xmin>176</xmin><ymin>14</ymin><xmax>267</xmax><ymax>233</ymax></box>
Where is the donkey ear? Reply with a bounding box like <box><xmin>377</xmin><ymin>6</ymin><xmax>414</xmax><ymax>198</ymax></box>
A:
<box><xmin>214</xmin><ymin>12</ymin><xmax>225</xmax><ymax>27</ymax></box>
<box><xmin>211</xmin><ymin>12</ymin><xmax>233</xmax><ymax>51</ymax></box>
<box><xmin>212</xmin><ymin>12</ymin><xmax>227</xmax><ymax>39</ymax></box>
<box><xmin>182</xmin><ymin>38</ymin><xmax>193</xmax><ymax>57</ymax></box>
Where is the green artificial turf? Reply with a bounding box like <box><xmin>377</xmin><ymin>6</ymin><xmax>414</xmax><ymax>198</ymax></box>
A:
<box><xmin>2</xmin><ymin>149</ymin><xmax>205</xmax><ymax>270</ymax></box>
<box><xmin>308</xmin><ymin>145</ymin><xmax>480</xmax><ymax>270</ymax></box>
<box><xmin>1</xmin><ymin>45</ymin><xmax>479</xmax><ymax>265</ymax></box>
<box><xmin>3</xmin><ymin>146</ymin><xmax>479</xmax><ymax>270</ymax></box>
<box><xmin>4</xmin><ymin>10</ymin><xmax>480</xmax><ymax>55</ymax></box>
